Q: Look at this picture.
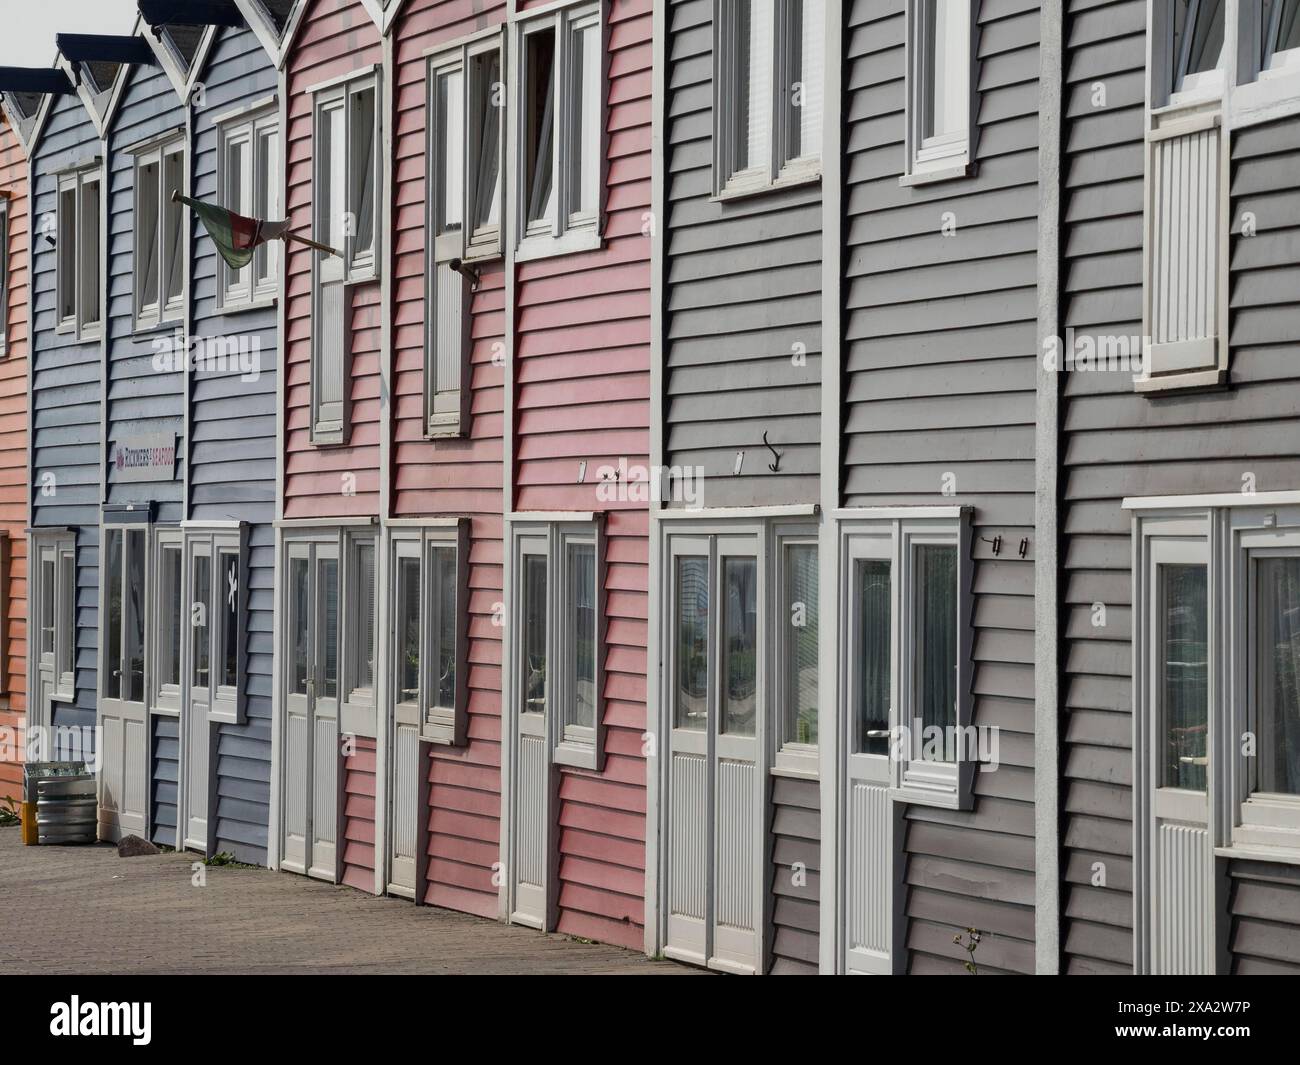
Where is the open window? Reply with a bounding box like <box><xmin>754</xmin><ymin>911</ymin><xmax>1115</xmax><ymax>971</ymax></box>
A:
<box><xmin>390</xmin><ymin>521</ymin><xmax>470</xmax><ymax>745</ymax></box>
<box><xmin>311</xmin><ymin>72</ymin><xmax>381</xmax><ymax>442</ymax></box>
<box><xmin>218</xmin><ymin>105</ymin><xmax>280</xmax><ymax>308</ymax></box>
<box><xmin>133</xmin><ymin>138</ymin><xmax>186</xmax><ymax>330</ymax></box>
<box><xmin>426</xmin><ymin>35</ymin><xmax>504</xmax><ymax>437</ymax></box>
<box><xmin>341</xmin><ymin>532</ymin><xmax>378</xmax><ymax>737</ymax></box>
<box><xmin>56</xmin><ymin>166</ymin><xmax>101</xmax><ymax>338</ymax></box>
<box><xmin>514</xmin><ymin>3</ymin><xmax>604</xmax><ymax>260</ymax></box>
<box><xmin>715</xmin><ymin>0</ymin><xmax>826</xmax><ymax>195</ymax></box>
<box><xmin>902</xmin><ymin>0</ymin><xmax>973</xmax><ymax>184</ymax></box>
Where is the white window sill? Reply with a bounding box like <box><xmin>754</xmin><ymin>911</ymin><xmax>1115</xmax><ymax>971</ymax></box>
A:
<box><xmin>421</xmin><ymin>720</ymin><xmax>458</xmax><ymax>746</ymax></box>
<box><xmin>553</xmin><ymin>739</ymin><xmax>598</xmax><ymax>771</ymax></box>
<box><xmin>1133</xmin><ymin>366</ymin><xmax>1227</xmax><ymax>395</ymax></box>
<box><xmin>770</xmin><ymin>761</ymin><xmax>819</xmax><ymax>782</ymax></box>
<box><xmin>514</xmin><ymin>227</ymin><xmax>602</xmax><ymax>264</ymax></box>
<box><xmin>1230</xmin><ymin>65</ymin><xmax>1300</xmax><ymax>129</ymax></box>
<box><xmin>425</xmin><ymin>415</ymin><xmax>463</xmax><ymax>439</ymax></box>
<box><xmin>150</xmin><ymin>705</ymin><xmax>181</xmax><ymax>718</ymax></box>
<box><xmin>208</xmin><ymin>704</ymin><xmax>242</xmax><ymax>725</ymax></box>
<box><xmin>134</xmin><ymin>315</ymin><xmax>184</xmax><ymax>338</ymax></box>
<box><xmin>216</xmin><ymin>295</ymin><xmax>278</xmax><ymax>316</ymax></box>
<box><xmin>1215</xmin><ymin>841</ymin><xmax>1300</xmax><ymax>868</ymax></box>
<box><xmin>900</xmin><ymin>159</ymin><xmax>974</xmax><ymax>187</ymax></box>
<box><xmin>310</xmin><ymin>427</ymin><xmax>345</xmax><ymax>447</ymax></box>
<box><xmin>891</xmin><ymin>762</ymin><xmax>968</xmax><ymax>809</ymax></box>
<box><xmin>712</xmin><ymin>168</ymin><xmax>821</xmax><ymax>204</ymax></box>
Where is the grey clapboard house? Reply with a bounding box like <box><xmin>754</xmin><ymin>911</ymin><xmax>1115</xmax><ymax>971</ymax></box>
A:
<box><xmin>652</xmin><ymin>0</ymin><xmax>825</xmax><ymax>975</ymax></box>
<box><xmin>822</xmin><ymin>0</ymin><xmax>1042</xmax><ymax>974</ymax></box>
<box><xmin>185</xmin><ymin>21</ymin><xmax>281</xmax><ymax>865</ymax></box>
<box><xmin>1059</xmin><ymin>0</ymin><xmax>1300</xmax><ymax>974</ymax></box>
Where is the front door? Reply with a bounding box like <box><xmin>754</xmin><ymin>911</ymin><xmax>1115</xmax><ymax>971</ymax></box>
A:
<box><xmin>664</xmin><ymin>533</ymin><xmax>764</xmax><ymax>974</ymax></box>
<box><xmin>282</xmin><ymin>540</ymin><xmax>341</xmax><ymax>880</ymax></box>
<box><xmin>98</xmin><ymin>526</ymin><xmax>149</xmax><ymax>841</ymax></box>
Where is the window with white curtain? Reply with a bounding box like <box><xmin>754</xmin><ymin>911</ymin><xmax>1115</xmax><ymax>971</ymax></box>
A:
<box><xmin>716</xmin><ymin>0</ymin><xmax>825</xmax><ymax>195</ymax></box>
<box><xmin>218</xmin><ymin>105</ymin><xmax>280</xmax><ymax>307</ymax></box>
<box><xmin>133</xmin><ymin>138</ymin><xmax>186</xmax><ymax>329</ymax></box>
<box><xmin>904</xmin><ymin>0</ymin><xmax>973</xmax><ymax>182</ymax></box>
<box><xmin>56</xmin><ymin>167</ymin><xmax>101</xmax><ymax>337</ymax></box>
<box><xmin>515</xmin><ymin>3</ymin><xmax>603</xmax><ymax>260</ymax></box>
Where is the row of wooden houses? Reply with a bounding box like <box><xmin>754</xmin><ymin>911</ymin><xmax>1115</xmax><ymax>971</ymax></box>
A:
<box><xmin>0</xmin><ymin>0</ymin><xmax>1298</xmax><ymax>975</ymax></box>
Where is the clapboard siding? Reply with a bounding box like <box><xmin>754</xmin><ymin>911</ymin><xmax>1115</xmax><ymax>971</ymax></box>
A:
<box><xmin>105</xmin><ymin>63</ymin><xmax>185</xmax><ymax>519</ymax></box>
<box><xmin>283</xmin><ymin>0</ymin><xmax>382</xmax><ymax>521</ymax></box>
<box><xmin>662</xmin><ymin>0</ymin><xmax>821</xmax><ymax>509</ymax></box>
<box><xmin>191</xmin><ymin>25</ymin><xmax>280</xmax><ymax>865</ymax></box>
<box><xmin>1226</xmin><ymin>860</ymin><xmax>1300</xmax><ymax>974</ymax></box>
<box><xmin>31</xmin><ymin>92</ymin><xmax>102</xmax><ymax>740</ymax></box>
<box><xmin>510</xmin><ymin>0</ymin><xmax>651</xmax><ymax>953</ymax></box>
<box><xmin>152</xmin><ymin>712</ymin><xmax>179</xmax><ymax>846</ymax></box>
<box><xmin>342</xmin><ymin>735</ymin><xmax>377</xmax><ymax>891</ymax></box>
<box><xmin>392</xmin><ymin>0</ymin><xmax>505</xmax><ymax>922</ymax></box>
<box><xmin>843</xmin><ymin>0</ymin><xmax>1039</xmax><ymax>973</ymax></box>
<box><xmin>769</xmin><ymin>775</ymin><xmax>820</xmax><ymax>974</ymax></box>
<box><xmin>0</xmin><ymin>117</ymin><xmax>28</xmax><ymax>802</ymax></box>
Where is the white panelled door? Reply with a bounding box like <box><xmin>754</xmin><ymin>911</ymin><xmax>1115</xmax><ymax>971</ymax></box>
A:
<box><xmin>664</xmin><ymin>532</ymin><xmax>764</xmax><ymax>974</ymax></box>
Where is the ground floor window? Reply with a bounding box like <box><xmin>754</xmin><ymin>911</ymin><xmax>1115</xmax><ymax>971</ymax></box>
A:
<box><xmin>33</xmin><ymin>532</ymin><xmax>76</xmax><ymax>706</ymax></box>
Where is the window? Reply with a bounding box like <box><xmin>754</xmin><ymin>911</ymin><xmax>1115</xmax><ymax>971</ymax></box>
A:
<box><xmin>426</xmin><ymin>37</ymin><xmax>504</xmax><ymax>437</ymax></box>
<box><xmin>312</xmin><ymin>73</ymin><xmax>381</xmax><ymax>442</ymax></box>
<box><xmin>674</xmin><ymin>555</ymin><xmax>709</xmax><ymax>731</ymax></box>
<box><xmin>1262</xmin><ymin>0</ymin><xmax>1300</xmax><ymax>69</ymax></box>
<box><xmin>154</xmin><ymin>532</ymin><xmax>184</xmax><ymax>714</ymax></box>
<box><xmin>192</xmin><ymin>548</ymin><xmax>211</xmax><ymax>690</ymax></box>
<box><xmin>350</xmin><ymin>538</ymin><xmax>376</xmax><ymax>703</ymax></box>
<box><xmin>1171</xmin><ymin>0</ymin><xmax>1226</xmax><ymax>98</ymax></box>
<box><xmin>1158</xmin><ymin>563</ymin><xmax>1208</xmax><ymax>790</ymax></box>
<box><xmin>218</xmin><ymin>106</ymin><xmax>280</xmax><ymax>307</ymax></box>
<box><xmin>102</xmin><ymin>527</ymin><xmax>148</xmax><ymax>705</ymax></box>
<box><xmin>903</xmin><ymin>0</ymin><xmax>972</xmax><ymax>182</ymax></box>
<box><xmin>777</xmin><ymin>539</ymin><xmax>819</xmax><ymax>771</ymax></box>
<box><xmin>389</xmin><ymin>524</ymin><xmax>466</xmax><ymax>744</ymax></box>
<box><xmin>841</xmin><ymin>510</ymin><xmax>974</xmax><ymax>809</ymax></box>
<box><xmin>56</xmin><ymin>167</ymin><xmax>101</xmax><ymax>337</ymax></box>
<box><xmin>715</xmin><ymin>0</ymin><xmax>824</xmax><ymax>195</ymax></box>
<box><xmin>512</xmin><ymin>520</ymin><xmax>605</xmax><ymax>769</ymax></box>
<box><xmin>0</xmin><ymin>197</ymin><xmax>8</xmax><ymax>355</ymax></box>
<box><xmin>515</xmin><ymin>3</ymin><xmax>603</xmax><ymax>259</ymax></box>
<box><xmin>34</xmin><ymin>535</ymin><xmax>77</xmax><ymax>703</ymax></box>
<box><xmin>134</xmin><ymin>139</ymin><xmax>186</xmax><ymax>329</ymax></box>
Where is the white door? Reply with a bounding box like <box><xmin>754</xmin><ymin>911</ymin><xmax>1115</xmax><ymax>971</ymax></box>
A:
<box><xmin>1146</xmin><ymin>538</ymin><xmax>1215</xmax><ymax>973</ymax></box>
<box><xmin>182</xmin><ymin>540</ymin><xmax>212</xmax><ymax>851</ymax></box>
<box><xmin>98</xmin><ymin>526</ymin><xmax>149</xmax><ymax>842</ymax></box>
<box><xmin>840</xmin><ymin>532</ymin><xmax>895</xmax><ymax>973</ymax></box>
<box><xmin>281</xmin><ymin>540</ymin><xmax>341</xmax><ymax>881</ymax></box>
<box><xmin>511</xmin><ymin>534</ymin><xmax>555</xmax><ymax>928</ymax></box>
<box><xmin>664</xmin><ymin>534</ymin><xmax>764</xmax><ymax>974</ymax></box>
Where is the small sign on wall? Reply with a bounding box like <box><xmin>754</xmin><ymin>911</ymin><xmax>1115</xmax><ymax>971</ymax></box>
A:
<box><xmin>110</xmin><ymin>433</ymin><xmax>177</xmax><ymax>483</ymax></box>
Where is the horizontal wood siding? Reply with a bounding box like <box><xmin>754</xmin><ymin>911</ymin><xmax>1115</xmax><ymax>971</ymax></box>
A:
<box><xmin>31</xmin><ymin>93</ymin><xmax>102</xmax><ymax>740</ymax></box>
<box><xmin>105</xmin><ymin>64</ymin><xmax>185</xmax><ymax>520</ymax></box>
<box><xmin>844</xmin><ymin>0</ymin><xmax>1040</xmax><ymax>974</ymax></box>
<box><xmin>663</xmin><ymin>0</ymin><xmax>821</xmax><ymax>509</ymax></box>
<box><xmin>514</xmin><ymin>0</ymin><xmax>651</xmax><ymax>952</ymax></box>
<box><xmin>393</xmin><ymin>0</ymin><xmax>506</xmax><ymax>921</ymax></box>
<box><xmin>342</xmin><ymin>735</ymin><xmax>377</xmax><ymax>891</ymax></box>
<box><xmin>283</xmin><ymin>0</ymin><xmax>383</xmax><ymax>520</ymax></box>
<box><xmin>0</xmin><ymin>118</ymin><xmax>28</xmax><ymax>802</ymax></box>
<box><xmin>769</xmin><ymin>775</ymin><xmax>820</xmax><ymax>973</ymax></box>
<box><xmin>152</xmin><ymin>712</ymin><xmax>179</xmax><ymax>846</ymax></box>
<box><xmin>192</xmin><ymin>25</ymin><xmax>280</xmax><ymax>864</ymax></box>
<box><xmin>1227</xmin><ymin>860</ymin><xmax>1300</xmax><ymax>974</ymax></box>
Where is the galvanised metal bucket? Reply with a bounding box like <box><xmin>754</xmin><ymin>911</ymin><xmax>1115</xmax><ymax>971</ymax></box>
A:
<box><xmin>24</xmin><ymin>762</ymin><xmax>97</xmax><ymax>845</ymax></box>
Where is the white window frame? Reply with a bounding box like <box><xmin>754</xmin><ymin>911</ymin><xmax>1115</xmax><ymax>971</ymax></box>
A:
<box><xmin>839</xmin><ymin>508</ymin><xmax>975</xmax><ymax>810</ymax></box>
<box><xmin>99</xmin><ymin>522</ymin><xmax>152</xmax><ymax>707</ymax></box>
<box><xmin>153</xmin><ymin>528</ymin><xmax>185</xmax><ymax>715</ymax></box>
<box><xmin>510</xmin><ymin>517</ymin><xmax>606</xmax><ymax>771</ymax></box>
<box><xmin>341</xmin><ymin>530</ymin><xmax>379</xmax><ymax>738</ymax></box>
<box><xmin>33</xmin><ymin>532</ymin><xmax>77</xmax><ymax>703</ymax></box>
<box><xmin>512</xmin><ymin>2</ymin><xmax>606</xmax><ymax>262</ymax></box>
<box><xmin>132</xmin><ymin>137</ymin><xmax>187</xmax><ymax>331</ymax></box>
<box><xmin>216</xmin><ymin>103</ymin><xmax>281</xmax><ymax>310</ymax></box>
<box><xmin>773</xmin><ymin>524</ymin><xmax>820</xmax><ymax>775</ymax></box>
<box><xmin>389</xmin><ymin>521</ymin><xmax>470</xmax><ymax>746</ymax></box>
<box><xmin>901</xmin><ymin>0</ymin><xmax>975</xmax><ymax>186</ymax></box>
<box><xmin>1230</xmin><ymin>0</ymin><xmax>1300</xmax><ymax>124</ymax></box>
<box><xmin>713</xmin><ymin>0</ymin><xmax>826</xmax><ymax>198</ymax></box>
<box><xmin>310</xmin><ymin>70</ymin><xmax>382</xmax><ymax>443</ymax></box>
<box><xmin>182</xmin><ymin>527</ymin><xmax>247</xmax><ymax>725</ymax></box>
<box><xmin>0</xmin><ymin>195</ymin><xmax>8</xmax><ymax>356</ymax></box>
<box><xmin>55</xmin><ymin>166</ymin><xmax>102</xmax><ymax>339</ymax></box>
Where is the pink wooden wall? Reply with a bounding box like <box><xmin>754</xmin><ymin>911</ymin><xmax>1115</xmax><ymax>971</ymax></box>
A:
<box><xmin>512</xmin><ymin>0</ymin><xmax>653</xmax><ymax>950</ymax></box>
<box><xmin>393</xmin><ymin>0</ymin><xmax>507</xmax><ymax>920</ymax></box>
<box><xmin>283</xmin><ymin>0</ymin><xmax>384</xmax><ymax>520</ymax></box>
<box><xmin>0</xmin><ymin>116</ymin><xmax>27</xmax><ymax>804</ymax></box>
<box><xmin>342</xmin><ymin>737</ymin><xmax>377</xmax><ymax>891</ymax></box>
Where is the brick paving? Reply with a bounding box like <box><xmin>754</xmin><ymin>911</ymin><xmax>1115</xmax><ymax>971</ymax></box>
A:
<box><xmin>0</xmin><ymin>827</ymin><xmax>698</xmax><ymax>975</ymax></box>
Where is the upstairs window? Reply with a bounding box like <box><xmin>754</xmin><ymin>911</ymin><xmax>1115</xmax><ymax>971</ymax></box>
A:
<box><xmin>56</xmin><ymin>167</ymin><xmax>101</xmax><ymax>337</ymax></box>
<box><xmin>716</xmin><ymin>0</ymin><xmax>826</xmax><ymax>194</ymax></box>
<box><xmin>134</xmin><ymin>139</ymin><xmax>186</xmax><ymax>329</ymax></box>
<box><xmin>903</xmin><ymin>0</ymin><xmax>972</xmax><ymax>183</ymax></box>
<box><xmin>0</xmin><ymin>197</ymin><xmax>7</xmax><ymax>355</ymax></box>
<box><xmin>218</xmin><ymin>106</ymin><xmax>281</xmax><ymax>307</ymax></box>
<box><xmin>515</xmin><ymin>3</ymin><xmax>603</xmax><ymax>259</ymax></box>
<box><xmin>1262</xmin><ymin>0</ymin><xmax>1300</xmax><ymax>69</ymax></box>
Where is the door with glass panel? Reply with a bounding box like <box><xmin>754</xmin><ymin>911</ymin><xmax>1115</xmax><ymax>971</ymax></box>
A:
<box><xmin>98</xmin><ymin>526</ymin><xmax>150</xmax><ymax>841</ymax></box>
<box><xmin>664</xmin><ymin>533</ymin><xmax>764</xmax><ymax>973</ymax></box>
<box><xmin>1146</xmin><ymin>537</ymin><xmax>1213</xmax><ymax>974</ymax></box>
<box><xmin>282</xmin><ymin>539</ymin><xmax>341</xmax><ymax>880</ymax></box>
<box><xmin>182</xmin><ymin>540</ymin><xmax>213</xmax><ymax>851</ymax></box>
<box><xmin>840</xmin><ymin>531</ymin><xmax>895</xmax><ymax>973</ymax></box>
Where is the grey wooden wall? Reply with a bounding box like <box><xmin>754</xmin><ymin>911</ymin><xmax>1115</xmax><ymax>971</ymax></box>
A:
<box><xmin>842</xmin><ymin>0</ymin><xmax>1041</xmax><ymax>973</ymax></box>
<box><xmin>30</xmin><ymin>92</ymin><xmax>103</xmax><ymax>741</ymax></box>
<box><xmin>662</xmin><ymin>0</ymin><xmax>822</xmax><ymax>509</ymax></box>
<box><xmin>768</xmin><ymin>775</ymin><xmax>820</xmax><ymax>974</ymax></box>
<box><xmin>188</xmin><ymin>24</ymin><xmax>279</xmax><ymax>866</ymax></box>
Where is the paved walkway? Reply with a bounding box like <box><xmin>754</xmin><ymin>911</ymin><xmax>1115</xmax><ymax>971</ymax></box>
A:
<box><xmin>0</xmin><ymin>827</ymin><xmax>696</xmax><ymax>975</ymax></box>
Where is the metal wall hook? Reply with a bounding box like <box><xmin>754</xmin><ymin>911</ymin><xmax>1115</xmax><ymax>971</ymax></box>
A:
<box><xmin>762</xmin><ymin>431</ymin><xmax>782</xmax><ymax>473</ymax></box>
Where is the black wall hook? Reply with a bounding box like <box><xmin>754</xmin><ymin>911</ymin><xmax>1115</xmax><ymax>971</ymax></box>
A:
<box><xmin>762</xmin><ymin>431</ymin><xmax>782</xmax><ymax>472</ymax></box>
